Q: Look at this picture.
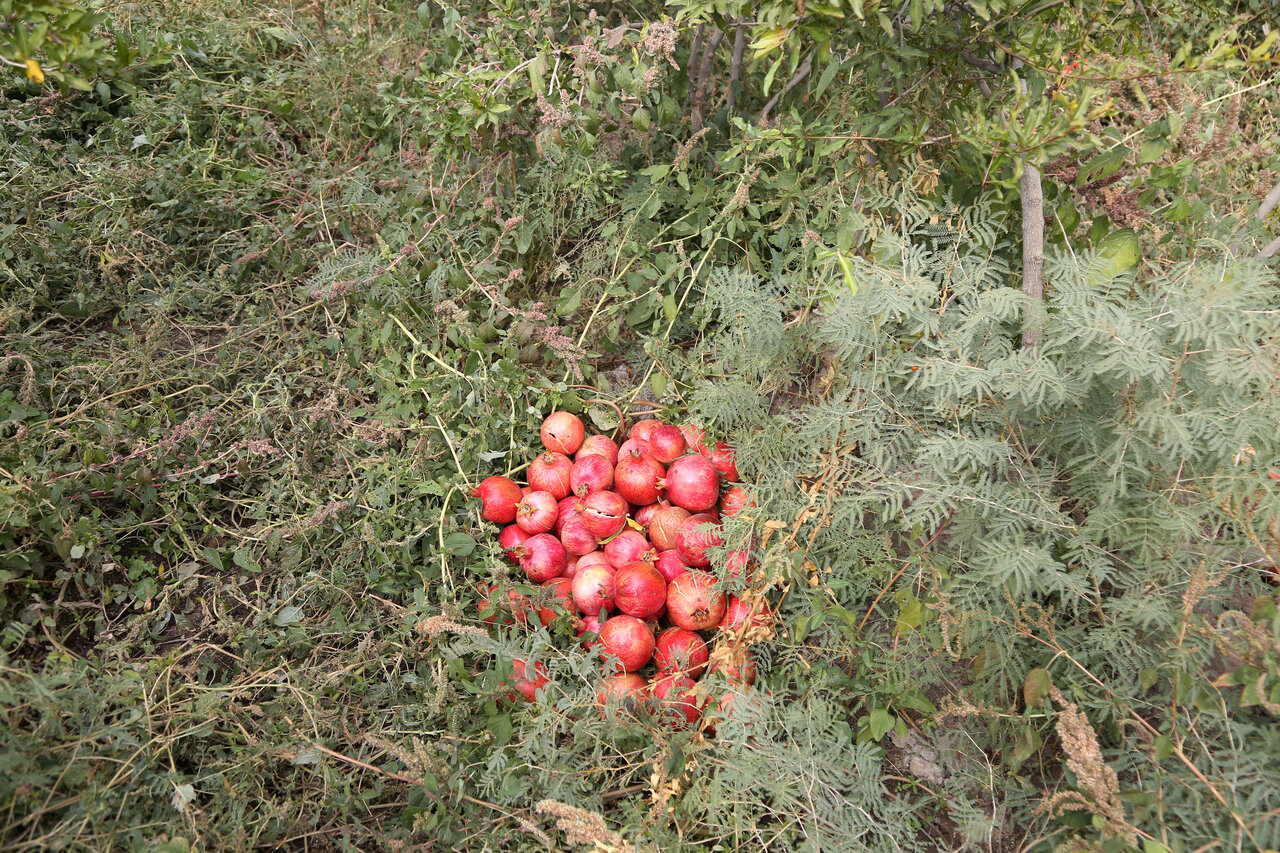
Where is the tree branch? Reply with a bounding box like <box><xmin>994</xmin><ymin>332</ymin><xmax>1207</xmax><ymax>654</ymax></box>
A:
<box><xmin>1259</xmin><ymin>235</ymin><xmax>1280</xmax><ymax>260</ymax></box>
<box><xmin>757</xmin><ymin>50</ymin><xmax>814</xmax><ymax>124</ymax></box>
<box><xmin>727</xmin><ymin>17</ymin><xmax>747</xmax><ymax>111</ymax></box>
<box><xmin>691</xmin><ymin>27</ymin><xmax>725</xmax><ymax>130</ymax></box>
<box><xmin>1021</xmin><ymin>162</ymin><xmax>1046</xmax><ymax>350</ymax></box>
<box><xmin>1258</xmin><ymin>180</ymin><xmax>1280</xmax><ymax>222</ymax></box>
<box><xmin>684</xmin><ymin>24</ymin><xmax>706</xmax><ymax>109</ymax></box>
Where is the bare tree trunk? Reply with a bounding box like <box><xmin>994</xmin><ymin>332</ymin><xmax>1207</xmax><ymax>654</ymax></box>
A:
<box><xmin>1021</xmin><ymin>162</ymin><xmax>1045</xmax><ymax>350</ymax></box>
<box><xmin>685</xmin><ymin>24</ymin><xmax>705</xmax><ymax>109</ymax></box>
<box><xmin>691</xmin><ymin>28</ymin><xmax>725</xmax><ymax>130</ymax></box>
<box><xmin>757</xmin><ymin>50</ymin><xmax>814</xmax><ymax>124</ymax></box>
<box><xmin>727</xmin><ymin>18</ymin><xmax>747</xmax><ymax>111</ymax></box>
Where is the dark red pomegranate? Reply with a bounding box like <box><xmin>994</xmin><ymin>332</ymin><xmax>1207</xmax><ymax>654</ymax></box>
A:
<box><xmin>707</xmin><ymin>441</ymin><xmax>739</xmax><ymax>482</ymax></box>
<box><xmin>529</xmin><ymin>451</ymin><xmax>574</xmax><ymax>500</ymax></box>
<box><xmin>595</xmin><ymin>672</ymin><xmax>648</xmax><ymax>708</ymax></box>
<box><xmin>664</xmin><ymin>455</ymin><xmax>720</xmax><ymax>512</ymax></box>
<box><xmin>537</xmin><ymin>577</ymin><xmax>575</xmax><ymax>627</ymax></box>
<box><xmin>598</xmin><ymin>615</ymin><xmax>655</xmax><ymax>672</ymax></box>
<box><xmin>680</xmin><ymin>423</ymin><xmax>708</xmax><ymax>455</ymax></box>
<box><xmin>604</xmin><ymin>530</ymin><xmax>654</xmax><ymax>569</ymax></box>
<box><xmin>571</xmin><ymin>564</ymin><xmax>616</xmax><ymax>616</ymax></box>
<box><xmin>650</xmin><ymin>673</ymin><xmax>702</xmax><ymax>728</ymax></box>
<box><xmin>667</xmin><ymin>570</ymin><xmax>726</xmax><ymax>631</ymax></box>
<box><xmin>508</xmin><ymin>659</ymin><xmax>550</xmax><ymax>703</ymax></box>
<box><xmin>618</xmin><ymin>438</ymin><xmax>654</xmax><ymax>460</ymax></box>
<box><xmin>473</xmin><ymin>475</ymin><xmax>523</xmax><ymax>524</ymax></box>
<box><xmin>615</xmin><ymin>454</ymin><xmax>665</xmax><ymax>505</ymax></box>
<box><xmin>515</xmin><ymin>490</ymin><xmax>559</xmax><ymax>535</ymax></box>
<box><xmin>649</xmin><ymin>504</ymin><xmax>691</xmax><ymax>551</ymax></box>
<box><xmin>559</xmin><ymin>518</ymin><xmax>599</xmax><ymax>556</ymax></box>
<box><xmin>654</xmin><ymin>550</ymin><xmax>689</xmax><ymax>582</ymax></box>
<box><xmin>519</xmin><ymin>533</ymin><xmax>566</xmax><ymax>582</ymax></box>
<box><xmin>615</xmin><ymin>561</ymin><xmax>667</xmax><ymax>619</ymax></box>
<box><xmin>675</xmin><ymin>513</ymin><xmax>723</xmax><ymax>567</ymax></box>
<box><xmin>647</xmin><ymin>423</ymin><xmax>687</xmax><ymax>464</ymax></box>
<box><xmin>541</xmin><ymin>411</ymin><xmax>585</xmax><ymax>455</ymax></box>
<box><xmin>570</xmin><ymin>454</ymin><xmax>613</xmax><ymax>495</ymax></box>
<box><xmin>629</xmin><ymin>420</ymin><xmax>660</xmax><ymax>442</ymax></box>
<box><xmin>576</xmin><ymin>434</ymin><xmax>619</xmax><ymax>465</ymax></box>
<box><xmin>499</xmin><ymin>524</ymin><xmax>531</xmax><ymax>563</ymax></box>
<box><xmin>581</xmin><ymin>490</ymin><xmax>628</xmax><ymax>538</ymax></box>
<box><xmin>720</xmin><ymin>595</ymin><xmax>770</xmax><ymax>631</ymax></box>
<box><xmin>654</xmin><ymin>627</ymin><xmax>709</xmax><ymax>678</ymax></box>
<box><xmin>719</xmin><ymin>485</ymin><xmax>753</xmax><ymax>517</ymax></box>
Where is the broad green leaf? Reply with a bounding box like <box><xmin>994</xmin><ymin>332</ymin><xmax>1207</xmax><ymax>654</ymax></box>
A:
<box><xmin>1076</xmin><ymin>146</ymin><xmax>1128</xmax><ymax>186</ymax></box>
<box><xmin>868</xmin><ymin>708</ymin><xmax>896</xmax><ymax>740</ymax></box>
<box><xmin>1086</xmin><ymin>228</ymin><xmax>1140</xmax><ymax>285</ymax></box>
<box><xmin>1023</xmin><ymin>668</ymin><xmax>1052</xmax><ymax>707</ymax></box>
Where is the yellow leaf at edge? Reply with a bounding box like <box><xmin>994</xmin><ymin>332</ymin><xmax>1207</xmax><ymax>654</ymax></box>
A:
<box><xmin>25</xmin><ymin>59</ymin><xmax>45</xmax><ymax>84</ymax></box>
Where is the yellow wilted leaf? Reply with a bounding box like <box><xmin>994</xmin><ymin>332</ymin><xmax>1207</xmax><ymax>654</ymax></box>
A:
<box><xmin>25</xmin><ymin>59</ymin><xmax>45</xmax><ymax>84</ymax></box>
<box><xmin>750</xmin><ymin>27</ymin><xmax>790</xmax><ymax>58</ymax></box>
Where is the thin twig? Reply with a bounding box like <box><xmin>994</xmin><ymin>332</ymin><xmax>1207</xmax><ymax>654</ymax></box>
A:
<box><xmin>758</xmin><ymin>50</ymin><xmax>814</xmax><ymax>123</ymax></box>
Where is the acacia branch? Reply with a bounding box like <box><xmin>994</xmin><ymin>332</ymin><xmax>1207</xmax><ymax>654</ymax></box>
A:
<box><xmin>727</xmin><ymin>17</ymin><xmax>747</xmax><ymax>111</ymax></box>
<box><xmin>757</xmin><ymin>50</ymin><xmax>814</xmax><ymax>124</ymax></box>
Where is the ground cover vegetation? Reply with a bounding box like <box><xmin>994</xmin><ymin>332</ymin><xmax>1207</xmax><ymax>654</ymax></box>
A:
<box><xmin>2</xmin><ymin>0</ymin><xmax>1279</xmax><ymax>850</ymax></box>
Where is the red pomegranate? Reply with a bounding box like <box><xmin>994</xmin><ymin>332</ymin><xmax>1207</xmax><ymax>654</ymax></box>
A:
<box><xmin>598</xmin><ymin>615</ymin><xmax>655</xmax><ymax>672</ymax></box>
<box><xmin>537</xmin><ymin>577</ymin><xmax>575</xmax><ymax>627</ymax></box>
<box><xmin>720</xmin><ymin>595</ymin><xmax>770</xmax><ymax>631</ymax></box>
<box><xmin>654</xmin><ymin>550</ymin><xmax>689</xmax><ymax>582</ymax></box>
<box><xmin>667</xmin><ymin>571</ymin><xmax>726</xmax><ymax>631</ymax></box>
<box><xmin>649</xmin><ymin>504</ymin><xmax>691</xmax><ymax>551</ymax></box>
<box><xmin>595</xmin><ymin>672</ymin><xmax>648</xmax><ymax>708</ymax></box>
<box><xmin>515</xmin><ymin>490</ymin><xmax>559</xmax><ymax>535</ymax></box>
<box><xmin>581</xmin><ymin>490</ymin><xmax>628</xmax><ymax>538</ymax></box>
<box><xmin>647</xmin><ymin>423</ymin><xmax>687</xmax><ymax>463</ymax></box>
<box><xmin>570</xmin><ymin>454</ymin><xmax>614</xmax><ymax>495</ymax></box>
<box><xmin>675</xmin><ymin>514</ymin><xmax>723</xmax><ymax>567</ymax></box>
<box><xmin>478</xmin><ymin>582</ymin><xmax>530</xmax><ymax>626</ymax></box>
<box><xmin>473</xmin><ymin>475</ymin><xmax>523</xmax><ymax>524</ymax></box>
<box><xmin>554</xmin><ymin>495</ymin><xmax>585</xmax><ymax>535</ymax></box>
<box><xmin>707</xmin><ymin>441</ymin><xmax>739</xmax><ymax>482</ymax></box>
<box><xmin>633</xmin><ymin>501</ymin><xmax>662</xmax><ymax>529</ymax></box>
<box><xmin>614</xmin><ymin>561</ymin><xmax>667</xmax><ymax>619</ymax></box>
<box><xmin>576</xmin><ymin>551</ymin><xmax>612</xmax><ymax>571</ymax></box>
<box><xmin>650</xmin><ymin>673</ymin><xmax>702</xmax><ymax>728</ymax></box>
<box><xmin>654</xmin><ymin>627</ymin><xmax>709</xmax><ymax>678</ymax></box>
<box><xmin>508</xmin><ymin>659</ymin><xmax>550</xmax><ymax>703</ymax></box>
<box><xmin>710</xmin><ymin>650</ymin><xmax>757</xmax><ymax>686</ymax></box>
<box><xmin>530</xmin><ymin>451</ymin><xmax>574</xmax><ymax>499</ymax></box>
<box><xmin>618</xmin><ymin>438</ymin><xmax>653</xmax><ymax>460</ymax></box>
<box><xmin>719</xmin><ymin>485</ymin><xmax>753</xmax><ymax>517</ymax></box>
<box><xmin>519</xmin><ymin>533</ymin><xmax>566</xmax><ymax>582</ymax></box>
<box><xmin>562</xmin><ymin>555</ymin><xmax>579</xmax><ymax>580</ymax></box>
<box><xmin>664</xmin><ymin>455</ymin><xmax>720</xmax><ymax>512</ymax></box>
<box><xmin>629</xmin><ymin>420</ymin><xmax>661</xmax><ymax>442</ymax></box>
<box><xmin>604</xmin><ymin>530</ymin><xmax>654</xmax><ymax>569</ymax></box>
<box><xmin>499</xmin><ymin>525</ymin><xmax>531</xmax><ymax>563</ymax></box>
<box><xmin>721</xmin><ymin>549</ymin><xmax>750</xmax><ymax>579</ymax></box>
<box><xmin>571</xmin><ymin>564</ymin><xmax>616</xmax><ymax>616</ymax></box>
<box><xmin>559</xmin><ymin>518</ymin><xmax>599</xmax><ymax>556</ymax></box>
<box><xmin>541</xmin><ymin>411</ymin><xmax>585</xmax><ymax>455</ymax></box>
<box><xmin>680</xmin><ymin>423</ymin><xmax>708</xmax><ymax>455</ymax></box>
<box><xmin>578</xmin><ymin>613</ymin><xmax>604</xmax><ymax>648</ymax></box>
<box><xmin>576</xmin><ymin>434</ymin><xmax>619</xmax><ymax>465</ymax></box>
<box><xmin>615</xmin><ymin>454</ymin><xmax>665</xmax><ymax>505</ymax></box>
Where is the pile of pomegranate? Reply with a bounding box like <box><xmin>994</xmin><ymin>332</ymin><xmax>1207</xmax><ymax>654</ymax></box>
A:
<box><xmin>472</xmin><ymin>411</ymin><xmax>766</xmax><ymax>729</ymax></box>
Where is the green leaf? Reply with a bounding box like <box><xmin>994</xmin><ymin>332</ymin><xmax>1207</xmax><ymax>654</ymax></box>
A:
<box><xmin>868</xmin><ymin>708</ymin><xmax>896</xmax><ymax>740</ymax></box>
<box><xmin>662</xmin><ymin>292</ymin><xmax>677</xmax><ymax>323</ymax></box>
<box><xmin>1153</xmin><ymin>734</ymin><xmax>1173</xmax><ymax>761</ymax></box>
<box><xmin>274</xmin><ymin>606</ymin><xmax>304</xmax><ymax>626</ymax></box>
<box><xmin>1023</xmin><ymin>668</ymin><xmax>1052</xmax><ymax>708</ymax></box>
<box><xmin>444</xmin><ymin>533</ymin><xmax>476</xmax><ymax>556</ymax></box>
<box><xmin>1075</xmin><ymin>146</ymin><xmax>1128</xmax><ymax>187</ymax></box>
<box><xmin>1086</xmin><ymin>228</ymin><xmax>1140</xmax><ymax>285</ymax></box>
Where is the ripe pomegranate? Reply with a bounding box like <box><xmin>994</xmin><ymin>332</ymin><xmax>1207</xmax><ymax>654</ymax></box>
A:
<box><xmin>508</xmin><ymin>659</ymin><xmax>550</xmax><ymax>703</ymax></box>
<box><xmin>604</xmin><ymin>529</ymin><xmax>653</xmax><ymax>569</ymax></box>
<box><xmin>680</xmin><ymin>423</ymin><xmax>708</xmax><ymax>455</ymax></box>
<box><xmin>667</xmin><ymin>571</ymin><xmax>726</xmax><ymax>630</ymax></box>
<box><xmin>647</xmin><ymin>423</ymin><xmax>687</xmax><ymax>464</ymax></box>
<box><xmin>707</xmin><ymin>441</ymin><xmax>739</xmax><ymax>482</ymax></box>
<box><xmin>654</xmin><ymin>627</ymin><xmax>709</xmax><ymax>677</ymax></box>
<box><xmin>664</xmin><ymin>455</ymin><xmax>720</xmax><ymax>512</ymax></box>
<box><xmin>650</xmin><ymin>673</ymin><xmax>702</xmax><ymax>728</ymax></box>
<box><xmin>719</xmin><ymin>486</ymin><xmax>753</xmax><ymax>517</ymax></box>
<box><xmin>721</xmin><ymin>549</ymin><xmax>750</xmax><ymax>579</ymax></box>
<box><xmin>577</xmin><ymin>613</ymin><xmax>604</xmax><ymax>648</ymax></box>
<box><xmin>649</xmin><ymin>504</ymin><xmax>691</xmax><ymax>551</ymax></box>
<box><xmin>720</xmin><ymin>595</ymin><xmax>770</xmax><ymax>631</ymax></box>
<box><xmin>541</xmin><ymin>411</ymin><xmax>585</xmax><ymax>455</ymax></box>
<box><xmin>562</xmin><ymin>555</ymin><xmax>579</xmax><ymax>580</ymax></box>
<box><xmin>618</xmin><ymin>438</ymin><xmax>654</xmax><ymax>460</ymax></box>
<box><xmin>710</xmin><ymin>650</ymin><xmax>757</xmax><ymax>686</ymax></box>
<box><xmin>581</xmin><ymin>490</ymin><xmax>627</xmax><ymax>538</ymax></box>
<box><xmin>554</xmin><ymin>495</ymin><xmax>585</xmax><ymax>535</ymax></box>
<box><xmin>572</xmin><ymin>564</ymin><xmax>616</xmax><ymax>616</ymax></box>
<box><xmin>576</xmin><ymin>434</ymin><xmax>619</xmax><ymax>465</ymax></box>
<box><xmin>499</xmin><ymin>524</ymin><xmax>531</xmax><ymax>563</ymax></box>
<box><xmin>530</xmin><ymin>451</ymin><xmax>574</xmax><ymax>500</ymax></box>
<box><xmin>570</xmin><ymin>454</ymin><xmax>613</xmax><ymax>495</ymax></box>
<box><xmin>559</xmin><ymin>518</ymin><xmax>599</xmax><ymax>556</ymax></box>
<box><xmin>598</xmin><ymin>615</ymin><xmax>655</xmax><ymax>672</ymax></box>
<box><xmin>515</xmin><ymin>490</ymin><xmax>559</xmax><ymax>534</ymax></box>
<box><xmin>595</xmin><ymin>672</ymin><xmax>648</xmax><ymax>708</ymax></box>
<box><xmin>654</xmin><ymin>550</ymin><xmax>689</xmax><ymax>582</ymax></box>
<box><xmin>615</xmin><ymin>454</ymin><xmax>665</xmax><ymax>505</ymax></box>
<box><xmin>537</xmin><ymin>577</ymin><xmax>575</xmax><ymax>627</ymax></box>
<box><xmin>519</xmin><ymin>533</ymin><xmax>566</xmax><ymax>582</ymax></box>
<box><xmin>633</xmin><ymin>501</ymin><xmax>662</xmax><ymax>529</ymax></box>
<box><xmin>478</xmin><ymin>583</ymin><xmax>530</xmax><ymax>625</ymax></box>
<box><xmin>473</xmin><ymin>475</ymin><xmax>523</xmax><ymax>524</ymax></box>
<box><xmin>675</xmin><ymin>514</ymin><xmax>723</xmax><ymax>567</ymax></box>
<box><xmin>629</xmin><ymin>420</ymin><xmax>661</xmax><ymax>442</ymax></box>
<box><xmin>576</xmin><ymin>551</ymin><xmax>612</xmax><ymax>571</ymax></box>
<box><xmin>614</xmin><ymin>561</ymin><xmax>667</xmax><ymax>619</ymax></box>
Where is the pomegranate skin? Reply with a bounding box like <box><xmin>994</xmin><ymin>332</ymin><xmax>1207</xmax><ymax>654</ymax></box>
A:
<box><xmin>680</xmin><ymin>423</ymin><xmax>708</xmax><ymax>455</ymax></box>
<box><xmin>508</xmin><ymin>659</ymin><xmax>550</xmax><ymax>703</ymax></box>
<box><xmin>650</xmin><ymin>673</ymin><xmax>703</xmax><ymax>728</ymax></box>
<box><xmin>520</xmin><ymin>533</ymin><xmax>567</xmax><ymax>582</ymax></box>
<box><xmin>721</xmin><ymin>549</ymin><xmax>750</xmax><ymax>579</ymax></box>
<box><xmin>478</xmin><ymin>582</ymin><xmax>531</xmax><ymax>626</ymax></box>
<box><xmin>562</xmin><ymin>555</ymin><xmax>579</xmax><ymax>580</ymax></box>
<box><xmin>666</xmin><ymin>570</ymin><xmax>726</xmax><ymax>631</ymax></box>
<box><xmin>675</xmin><ymin>513</ymin><xmax>723</xmax><ymax>567</ymax></box>
<box><xmin>719</xmin><ymin>485</ymin><xmax>753</xmax><ymax>517</ymax></box>
<box><xmin>647</xmin><ymin>423</ymin><xmax>687</xmax><ymax>464</ymax></box>
<box><xmin>541</xmin><ymin>411</ymin><xmax>585</xmax><ymax>455</ymax></box>
<box><xmin>629</xmin><ymin>420</ymin><xmax>661</xmax><ymax>442</ymax></box>
<box><xmin>654</xmin><ymin>550</ymin><xmax>689</xmax><ymax>582</ymax></box>
<box><xmin>720</xmin><ymin>595</ymin><xmax>770</xmax><ymax>631</ymax></box>
<box><xmin>576</xmin><ymin>551</ymin><xmax>612</xmax><ymax>571</ymax></box>
<box><xmin>710</xmin><ymin>650</ymin><xmax>758</xmax><ymax>686</ymax></box>
<box><xmin>474</xmin><ymin>475</ymin><xmax>523</xmax><ymax>524</ymax></box>
<box><xmin>604</xmin><ymin>530</ymin><xmax>654</xmax><ymax>569</ymax></box>
<box><xmin>530</xmin><ymin>451</ymin><xmax>574</xmax><ymax>500</ymax></box>
<box><xmin>595</xmin><ymin>672</ymin><xmax>648</xmax><ymax>708</ymax></box>
<box><xmin>515</xmin><ymin>490</ymin><xmax>559</xmax><ymax>535</ymax></box>
<box><xmin>618</xmin><ymin>438</ymin><xmax>654</xmax><ymax>461</ymax></box>
<box><xmin>570</xmin><ymin>454</ymin><xmax>614</xmax><ymax>496</ymax></box>
<box><xmin>614</xmin><ymin>561</ymin><xmax>668</xmax><ymax>619</ymax></box>
<box><xmin>576</xmin><ymin>434</ymin><xmax>619</xmax><ymax>465</ymax></box>
<box><xmin>572</xmin><ymin>564</ymin><xmax>616</xmax><ymax>616</ymax></box>
<box><xmin>499</xmin><ymin>525</ymin><xmax>531</xmax><ymax>563</ymax></box>
<box><xmin>538</xmin><ymin>577</ymin><xmax>575</xmax><ymax>627</ymax></box>
<box><xmin>664</xmin><ymin>455</ymin><xmax>721</xmax><ymax>513</ymax></box>
<box><xmin>578</xmin><ymin>613</ymin><xmax>604</xmax><ymax>648</ymax></box>
<box><xmin>654</xmin><ymin>627</ymin><xmax>709</xmax><ymax>678</ymax></box>
<box><xmin>598</xmin><ymin>615</ymin><xmax>656</xmax><ymax>672</ymax></box>
<box><xmin>615</xmin><ymin>454</ymin><xmax>665</xmax><ymax>505</ymax></box>
<box><xmin>649</xmin><ymin>504</ymin><xmax>691</xmax><ymax>551</ymax></box>
<box><xmin>559</xmin><ymin>518</ymin><xmax>600</xmax><ymax>556</ymax></box>
<box><xmin>633</xmin><ymin>501</ymin><xmax>663</xmax><ymax>529</ymax></box>
<box><xmin>555</xmin><ymin>495</ymin><xmax>585</xmax><ymax>535</ymax></box>
<box><xmin>581</xmin><ymin>490</ymin><xmax>628</xmax><ymax>538</ymax></box>
<box><xmin>707</xmin><ymin>441</ymin><xmax>739</xmax><ymax>482</ymax></box>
